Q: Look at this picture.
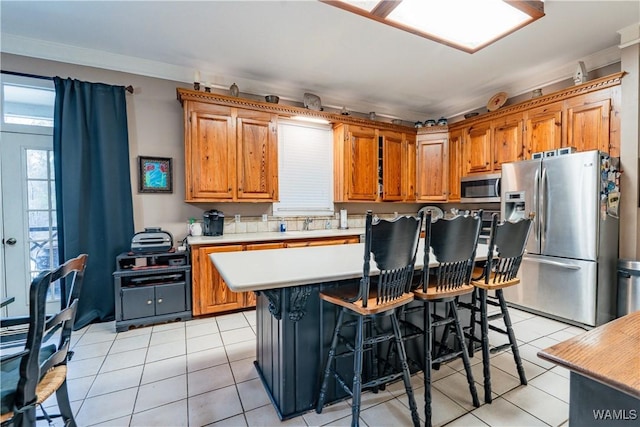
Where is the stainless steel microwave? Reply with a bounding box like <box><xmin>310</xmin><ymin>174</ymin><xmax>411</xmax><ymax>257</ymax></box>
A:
<box><xmin>460</xmin><ymin>173</ymin><xmax>501</xmax><ymax>203</ymax></box>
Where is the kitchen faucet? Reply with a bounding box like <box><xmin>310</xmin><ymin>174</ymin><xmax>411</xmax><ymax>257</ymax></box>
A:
<box><xmin>303</xmin><ymin>217</ymin><xmax>313</xmax><ymax>231</ymax></box>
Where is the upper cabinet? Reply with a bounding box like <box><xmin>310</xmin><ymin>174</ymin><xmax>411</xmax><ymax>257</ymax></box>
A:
<box><xmin>565</xmin><ymin>92</ymin><xmax>611</xmax><ymax>153</ymax></box>
<box><xmin>524</xmin><ymin>102</ymin><xmax>563</xmax><ymax>157</ymax></box>
<box><xmin>463</xmin><ymin>121</ymin><xmax>492</xmax><ymax>175</ymax></box>
<box><xmin>180</xmin><ymin>97</ymin><xmax>278</xmax><ymax>202</ymax></box>
<box><xmin>334</xmin><ymin>124</ymin><xmax>379</xmax><ymax>201</ymax></box>
<box><xmin>416</xmin><ymin>131</ymin><xmax>448</xmax><ymax>201</ymax></box>
<box><xmin>334</xmin><ymin>124</ymin><xmax>416</xmax><ymax>202</ymax></box>
<box><xmin>452</xmin><ymin>72</ymin><xmax>623</xmax><ymax>177</ymax></box>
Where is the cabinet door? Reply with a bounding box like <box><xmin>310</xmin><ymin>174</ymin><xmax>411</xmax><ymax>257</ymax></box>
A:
<box><xmin>188</xmin><ymin>110</ymin><xmax>235</xmax><ymax>200</ymax></box>
<box><xmin>416</xmin><ymin>136</ymin><xmax>447</xmax><ymax>201</ymax></box>
<box><xmin>380</xmin><ymin>131</ymin><xmax>404</xmax><ymax>201</ymax></box>
<box><xmin>447</xmin><ymin>129</ymin><xmax>462</xmax><ymax>201</ymax></box>
<box><xmin>236</xmin><ymin>111</ymin><xmax>278</xmax><ymax>200</ymax></box>
<box><xmin>566</xmin><ymin>95</ymin><xmax>611</xmax><ymax>153</ymax></box>
<box><xmin>193</xmin><ymin>245</ymin><xmax>244</xmax><ymax>316</ymax></box>
<box><xmin>524</xmin><ymin>103</ymin><xmax>562</xmax><ymax>158</ymax></box>
<box><xmin>463</xmin><ymin>122</ymin><xmax>492</xmax><ymax>175</ymax></box>
<box><xmin>404</xmin><ymin>136</ymin><xmax>416</xmax><ymax>202</ymax></box>
<box><xmin>243</xmin><ymin>242</ymin><xmax>286</xmax><ymax>307</ymax></box>
<box><xmin>346</xmin><ymin>125</ymin><xmax>379</xmax><ymax>201</ymax></box>
<box><xmin>493</xmin><ymin>114</ymin><xmax>523</xmax><ymax>168</ymax></box>
<box><xmin>155</xmin><ymin>282</ymin><xmax>187</xmax><ymax>316</ymax></box>
<box><xmin>121</xmin><ymin>287</ymin><xmax>155</xmax><ymax>320</ymax></box>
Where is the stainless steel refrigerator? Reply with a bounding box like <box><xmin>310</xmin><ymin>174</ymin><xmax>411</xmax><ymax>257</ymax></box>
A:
<box><xmin>500</xmin><ymin>150</ymin><xmax>620</xmax><ymax>327</ymax></box>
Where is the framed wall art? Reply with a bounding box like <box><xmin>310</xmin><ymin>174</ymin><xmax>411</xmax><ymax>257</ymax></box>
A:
<box><xmin>138</xmin><ymin>156</ymin><xmax>172</xmax><ymax>193</ymax></box>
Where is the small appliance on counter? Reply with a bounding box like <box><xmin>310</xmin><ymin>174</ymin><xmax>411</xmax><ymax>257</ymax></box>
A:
<box><xmin>203</xmin><ymin>210</ymin><xmax>224</xmax><ymax>236</ymax></box>
<box><xmin>131</xmin><ymin>227</ymin><xmax>173</xmax><ymax>253</ymax></box>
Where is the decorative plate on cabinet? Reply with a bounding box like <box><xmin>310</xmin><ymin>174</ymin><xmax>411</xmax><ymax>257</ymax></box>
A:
<box><xmin>487</xmin><ymin>92</ymin><xmax>508</xmax><ymax>111</ymax></box>
<box><xmin>303</xmin><ymin>92</ymin><xmax>322</xmax><ymax>111</ymax></box>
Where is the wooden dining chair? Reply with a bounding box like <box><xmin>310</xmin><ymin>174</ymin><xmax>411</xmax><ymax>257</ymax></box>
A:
<box><xmin>1</xmin><ymin>253</ymin><xmax>88</xmax><ymax>427</ymax></box>
<box><xmin>316</xmin><ymin>211</ymin><xmax>423</xmax><ymax>427</ymax></box>
<box><xmin>409</xmin><ymin>210</ymin><xmax>482</xmax><ymax>427</ymax></box>
<box><xmin>466</xmin><ymin>214</ymin><xmax>533</xmax><ymax>403</ymax></box>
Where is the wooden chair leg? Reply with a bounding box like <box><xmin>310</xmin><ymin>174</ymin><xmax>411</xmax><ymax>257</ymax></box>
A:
<box><xmin>479</xmin><ymin>289</ymin><xmax>492</xmax><ymax>403</ymax></box>
<box><xmin>449</xmin><ymin>301</ymin><xmax>480</xmax><ymax>408</ymax></box>
<box><xmin>390</xmin><ymin>312</ymin><xmax>420</xmax><ymax>427</ymax></box>
<box><xmin>317</xmin><ymin>308</ymin><xmax>346</xmax><ymax>413</ymax></box>
<box><xmin>497</xmin><ymin>290</ymin><xmax>527</xmax><ymax>385</ymax></box>
<box><xmin>351</xmin><ymin>315</ymin><xmax>365</xmax><ymax>427</ymax></box>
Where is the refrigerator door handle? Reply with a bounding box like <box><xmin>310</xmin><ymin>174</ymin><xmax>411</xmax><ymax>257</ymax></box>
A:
<box><xmin>523</xmin><ymin>255</ymin><xmax>581</xmax><ymax>270</ymax></box>
<box><xmin>533</xmin><ymin>168</ymin><xmax>539</xmax><ymax>242</ymax></box>
<box><xmin>540</xmin><ymin>167</ymin><xmax>548</xmax><ymax>250</ymax></box>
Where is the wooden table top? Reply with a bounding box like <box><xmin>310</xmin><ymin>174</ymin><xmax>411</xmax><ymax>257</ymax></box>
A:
<box><xmin>537</xmin><ymin>311</ymin><xmax>640</xmax><ymax>399</ymax></box>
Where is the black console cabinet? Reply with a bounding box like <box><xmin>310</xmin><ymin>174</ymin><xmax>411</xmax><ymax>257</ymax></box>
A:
<box><xmin>113</xmin><ymin>251</ymin><xmax>191</xmax><ymax>332</ymax></box>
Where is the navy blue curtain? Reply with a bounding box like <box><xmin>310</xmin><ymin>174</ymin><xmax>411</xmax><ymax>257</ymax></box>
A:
<box><xmin>53</xmin><ymin>77</ymin><xmax>134</xmax><ymax>329</ymax></box>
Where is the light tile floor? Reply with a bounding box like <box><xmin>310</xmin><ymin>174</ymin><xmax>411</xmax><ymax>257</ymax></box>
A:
<box><xmin>37</xmin><ymin>306</ymin><xmax>582</xmax><ymax>426</ymax></box>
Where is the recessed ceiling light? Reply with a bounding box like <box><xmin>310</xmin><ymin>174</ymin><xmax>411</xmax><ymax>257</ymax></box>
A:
<box><xmin>321</xmin><ymin>0</ymin><xmax>545</xmax><ymax>53</ymax></box>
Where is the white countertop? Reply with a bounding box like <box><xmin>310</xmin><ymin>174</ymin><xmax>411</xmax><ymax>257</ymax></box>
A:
<box><xmin>210</xmin><ymin>242</ymin><xmax>489</xmax><ymax>292</ymax></box>
<box><xmin>188</xmin><ymin>228</ymin><xmax>365</xmax><ymax>246</ymax></box>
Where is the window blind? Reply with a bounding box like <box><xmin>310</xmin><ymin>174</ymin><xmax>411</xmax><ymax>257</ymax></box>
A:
<box><xmin>273</xmin><ymin>120</ymin><xmax>334</xmax><ymax>216</ymax></box>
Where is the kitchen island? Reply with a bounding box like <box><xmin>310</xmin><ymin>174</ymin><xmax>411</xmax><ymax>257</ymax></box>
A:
<box><xmin>210</xmin><ymin>241</ymin><xmax>488</xmax><ymax>419</ymax></box>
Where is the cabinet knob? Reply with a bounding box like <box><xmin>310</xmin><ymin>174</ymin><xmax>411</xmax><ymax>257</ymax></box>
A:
<box><xmin>147</xmin><ymin>300</ymin><xmax>153</xmax><ymax>305</ymax></box>
<box><xmin>157</xmin><ymin>298</ymin><xmax>163</xmax><ymax>304</ymax></box>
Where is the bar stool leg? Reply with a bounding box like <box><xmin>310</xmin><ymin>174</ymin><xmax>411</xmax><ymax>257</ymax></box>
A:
<box><xmin>479</xmin><ymin>289</ymin><xmax>492</xmax><ymax>403</ymax></box>
<box><xmin>468</xmin><ymin>289</ymin><xmax>478</xmax><ymax>357</ymax></box>
<box><xmin>316</xmin><ymin>308</ymin><xmax>346</xmax><ymax>413</ymax></box>
<box><xmin>424</xmin><ymin>301</ymin><xmax>433</xmax><ymax>427</ymax></box>
<box><xmin>390</xmin><ymin>312</ymin><xmax>420</xmax><ymax>427</ymax></box>
<box><xmin>449</xmin><ymin>300</ymin><xmax>480</xmax><ymax>407</ymax></box>
<box><xmin>351</xmin><ymin>315</ymin><xmax>365</xmax><ymax>427</ymax></box>
<box><xmin>497</xmin><ymin>290</ymin><xmax>527</xmax><ymax>385</ymax></box>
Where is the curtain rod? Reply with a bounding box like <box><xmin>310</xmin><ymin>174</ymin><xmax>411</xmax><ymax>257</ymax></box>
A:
<box><xmin>1</xmin><ymin>70</ymin><xmax>134</xmax><ymax>94</ymax></box>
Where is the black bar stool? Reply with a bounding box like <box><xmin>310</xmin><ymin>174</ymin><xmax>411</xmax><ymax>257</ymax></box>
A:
<box><xmin>466</xmin><ymin>213</ymin><xmax>533</xmax><ymax>403</ymax></box>
<box><xmin>316</xmin><ymin>210</ymin><xmax>423</xmax><ymax>427</ymax></box>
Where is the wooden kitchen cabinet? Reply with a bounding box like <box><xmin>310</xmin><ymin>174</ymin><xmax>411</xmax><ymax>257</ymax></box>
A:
<box><xmin>492</xmin><ymin>113</ymin><xmax>524</xmax><ymax>168</ymax></box>
<box><xmin>463</xmin><ymin>121</ymin><xmax>492</xmax><ymax>175</ymax></box>
<box><xmin>565</xmin><ymin>92</ymin><xmax>611</xmax><ymax>153</ymax></box>
<box><xmin>192</xmin><ymin>244</ymin><xmax>244</xmax><ymax>316</ymax></box>
<box><xmin>183</xmin><ymin>100</ymin><xmax>278</xmax><ymax>202</ymax></box>
<box><xmin>416</xmin><ymin>132</ymin><xmax>448</xmax><ymax>201</ymax></box>
<box><xmin>447</xmin><ymin>129</ymin><xmax>463</xmax><ymax>201</ymax></box>
<box><xmin>333</xmin><ymin>123</ymin><xmax>379</xmax><ymax>201</ymax></box>
<box><xmin>380</xmin><ymin>130</ymin><xmax>416</xmax><ymax>202</ymax></box>
<box><xmin>524</xmin><ymin>102</ymin><xmax>563</xmax><ymax>158</ymax></box>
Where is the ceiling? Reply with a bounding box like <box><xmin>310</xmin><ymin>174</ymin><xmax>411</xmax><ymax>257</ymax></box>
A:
<box><xmin>1</xmin><ymin>1</ymin><xmax>638</xmax><ymax>122</ymax></box>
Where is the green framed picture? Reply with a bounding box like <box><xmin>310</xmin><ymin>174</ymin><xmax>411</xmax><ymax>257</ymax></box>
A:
<box><xmin>138</xmin><ymin>156</ymin><xmax>172</xmax><ymax>193</ymax></box>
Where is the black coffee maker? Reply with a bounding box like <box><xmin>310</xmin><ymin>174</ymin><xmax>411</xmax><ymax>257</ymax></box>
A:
<box><xmin>203</xmin><ymin>210</ymin><xmax>224</xmax><ymax>236</ymax></box>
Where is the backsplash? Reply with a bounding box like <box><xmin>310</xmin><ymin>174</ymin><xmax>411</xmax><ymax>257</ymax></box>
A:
<box><xmin>219</xmin><ymin>213</ymin><xmax>412</xmax><ymax>234</ymax></box>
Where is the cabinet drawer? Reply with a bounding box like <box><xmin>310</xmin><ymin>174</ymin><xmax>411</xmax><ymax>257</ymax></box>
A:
<box><xmin>121</xmin><ymin>287</ymin><xmax>155</xmax><ymax>320</ymax></box>
<box><xmin>155</xmin><ymin>282</ymin><xmax>187</xmax><ymax>315</ymax></box>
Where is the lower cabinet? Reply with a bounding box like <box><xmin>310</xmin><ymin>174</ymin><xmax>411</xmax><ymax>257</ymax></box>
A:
<box><xmin>191</xmin><ymin>235</ymin><xmax>360</xmax><ymax>316</ymax></box>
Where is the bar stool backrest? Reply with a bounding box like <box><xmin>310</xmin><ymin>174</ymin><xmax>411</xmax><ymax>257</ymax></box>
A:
<box><xmin>484</xmin><ymin>214</ymin><xmax>532</xmax><ymax>284</ymax></box>
<box><xmin>421</xmin><ymin>211</ymin><xmax>482</xmax><ymax>293</ymax></box>
<box><xmin>360</xmin><ymin>210</ymin><xmax>424</xmax><ymax>307</ymax></box>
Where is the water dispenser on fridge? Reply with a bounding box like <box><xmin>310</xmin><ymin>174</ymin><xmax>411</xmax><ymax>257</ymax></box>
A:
<box><xmin>503</xmin><ymin>191</ymin><xmax>527</xmax><ymax>221</ymax></box>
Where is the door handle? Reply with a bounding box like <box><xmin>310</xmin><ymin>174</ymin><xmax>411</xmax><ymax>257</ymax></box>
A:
<box><xmin>523</xmin><ymin>256</ymin><xmax>581</xmax><ymax>270</ymax></box>
<box><xmin>4</xmin><ymin>238</ymin><xmax>17</xmax><ymax>245</ymax></box>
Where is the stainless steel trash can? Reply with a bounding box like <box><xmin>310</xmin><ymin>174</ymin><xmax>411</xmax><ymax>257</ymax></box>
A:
<box><xmin>617</xmin><ymin>259</ymin><xmax>640</xmax><ymax>317</ymax></box>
